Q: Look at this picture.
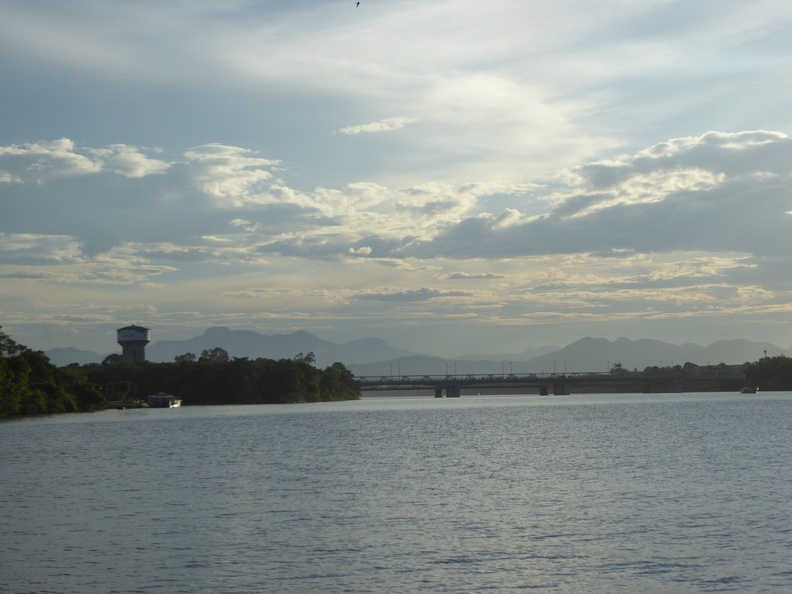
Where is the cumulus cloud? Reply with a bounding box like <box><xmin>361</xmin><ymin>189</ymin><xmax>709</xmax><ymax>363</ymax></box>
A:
<box><xmin>403</xmin><ymin>130</ymin><xmax>792</xmax><ymax>260</ymax></box>
<box><xmin>2</xmin><ymin>131</ymin><xmax>791</xmax><ymax>271</ymax></box>
<box><xmin>572</xmin><ymin>131</ymin><xmax>792</xmax><ymax>191</ymax></box>
<box><xmin>0</xmin><ymin>172</ymin><xmax>22</xmax><ymax>184</ymax></box>
<box><xmin>89</xmin><ymin>145</ymin><xmax>170</xmax><ymax>178</ymax></box>
<box><xmin>0</xmin><ymin>139</ymin><xmax>173</xmax><ymax>187</ymax></box>
<box><xmin>2</xmin><ymin>130</ymin><xmax>791</xmax><ymax>347</ymax></box>
<box><xmin>0</xmin><ymin>139</ymin><xmax>307</xmax><ymax>257</ymax></box>
<box><xmin>0</xmin><ymin>139</ymin><xmax>102</xmax><ymax>180</ymax></box>
<box><xmin>4</xmin><ymin>0</ymin><xmax>792</xmax><ymax>353</ymax></box>
<box><xmin>183</xmin><ymin>144</ymin><xmax>281</xmax><ymax>206</ymax></box>
<box><xmin>338</xmin><ymin>117</ymin><xmax>417</xmax><ymax>135</ymax></box>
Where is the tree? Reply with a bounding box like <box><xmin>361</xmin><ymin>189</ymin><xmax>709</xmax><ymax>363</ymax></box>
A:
<box><xmin>320</xmin><ymin>362</ymin><xmax>360</xmax><ymax>401</ymax></box>
<box><xmin>744</xmin><ymin>355</ymin><xmax>792</xmax><ymax>390</ymax></box>
<box><xmin>61</xmin><ymin>370</ymin><xmax>105</xmax><ymax>411</ymax></box>
<box><xmin>0</xmin><ymin>350</ymin><xmax>23</xmax><ymax>417</ymax></box>
<box><xmin>0</xmin><ymin>327</ymin><xmax>106</xmax><ymax>417</ymax></box>
<box><xmin>102</xmin><ymin>353</ymin><xmax>123</xmax><ymax>366</ymax></box>
<box><xmin>199</xmin><ymin>347</ymin><xmax>230</xmax><ymax>363</ymax></box>
<box><xmin>610</xmin><ymin>361</ymin><xmax>627</xmax><ymax>376</ymax></box>
<box><xmin>174</xmin><ymin>352</ymin><xmax>196</xmax><ymax>364</ymax></box>
<box><xmin>0</xmin><ymin>326</ymin><xmax>25</xmax><ymax>356</ymax></box>
<box><xmin>293</xmin><ymin>351</ymin><xmax>316</xmax><ymax>366</ymax></box>
<box><xmin>0</xmin><ymin>327</ymin><xmax>33</xmax><ymax>416</ymax></box>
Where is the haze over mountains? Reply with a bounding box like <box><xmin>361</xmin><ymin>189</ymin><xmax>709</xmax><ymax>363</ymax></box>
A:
<box><xmin>45</xmin><ymin>327</ymin><xmax>788</xmax><ymax>375</ymax></box>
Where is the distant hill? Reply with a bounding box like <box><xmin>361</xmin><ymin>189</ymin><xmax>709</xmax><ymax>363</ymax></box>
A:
<box><xmin>454</xmin><ymin>345</ymin><xmax>560</xmax><ymax>362</ymax></box>
<box><xmin>145</xmin><ymin>327</ymin><xmax>415</xmax><ymax>367</ymax></box>
<box><xmin>525</xmin><ymin>337</ymin><xmax>785</xmax><ymax>373</ymax></box>
<box><xmin>347</xmin><ymin>337</ymin><xmax>786</xmax><ymax>377</ymax></box>
<box><xmin>45</xmin><ymin>347</ymin><xmax>107</xmax><ymax>367</ymax></box>
<box><xmin>45</xmin><ymin>330</ymin><xmax>786</xmax><ymax>373</ymax></box>
<box><xmin>46</xmin><ymin>327</ymin><xmax>416</xmax><ymax>367</ymax></box>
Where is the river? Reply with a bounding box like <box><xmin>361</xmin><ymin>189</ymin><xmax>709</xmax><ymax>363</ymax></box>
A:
<box><xmin>2</xmin><ymin>392</ymin><xmax>791</xmax><ymax>593</ymax></box>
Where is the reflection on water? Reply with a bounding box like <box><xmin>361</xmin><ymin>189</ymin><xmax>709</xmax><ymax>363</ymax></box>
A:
<box><xmin>2</xmin><ymin>393</ymin><xmax>792</xmax><ymax>593</ymax></box>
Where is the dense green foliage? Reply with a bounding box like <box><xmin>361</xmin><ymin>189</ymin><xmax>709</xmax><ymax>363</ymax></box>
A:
<box><xmin>83</xmin><ymin>352</ymin><xmax>360</xmax><ymax>406</ymax></box>
<box><xmin>744</xmin><ymin>356</ymin><xmax>792</xmax><ymax>391</ymax></box>
<box><xmin>1</xmin><ymin>327</ymin><xmax>360</xmax><ymax>418</ymax></box>
<box><xmin>0</xmin><ymin>327</ymin><xmax>105</xmax><ymax>417</ymax></box>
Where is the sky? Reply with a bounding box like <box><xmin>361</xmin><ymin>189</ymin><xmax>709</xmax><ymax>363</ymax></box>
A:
<box><xmin>2</xmin><ymin>0</ymin><xmax>792</xmax><ymax>358</ymax></box>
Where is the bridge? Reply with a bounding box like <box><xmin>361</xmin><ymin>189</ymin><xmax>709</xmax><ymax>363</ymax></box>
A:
<box><xmin>357</xmin><ymin>371</ymin><xmax>745</xmax><ymax>397</ymax></box>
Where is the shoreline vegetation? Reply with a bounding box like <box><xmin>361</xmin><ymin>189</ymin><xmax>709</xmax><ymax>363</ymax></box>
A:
<box><xmin>2</xmin><ymin>326</ymin><xmax>792</xmax><ymax>419</ymax></box>
<box><xmin>0</xmin><ymin>327</ymin><xmax>360</xmax><ymax>418</ymax></box>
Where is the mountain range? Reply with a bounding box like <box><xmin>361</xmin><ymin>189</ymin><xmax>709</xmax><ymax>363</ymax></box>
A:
<box><xmin>44</xmin><ymin>326</ymin><xmax>788</xmax><ymax>375</ymax></box>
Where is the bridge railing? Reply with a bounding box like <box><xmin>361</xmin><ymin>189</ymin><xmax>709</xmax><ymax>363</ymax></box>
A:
<box><xmin>358</xmin><ymin>371</ymin><xmax>612</xmax><ymax>385</ymax></box>
<box><xmin>357</xmin><ymin>371</ymin><xmax>743</xmax><ymax>390</ymax></box>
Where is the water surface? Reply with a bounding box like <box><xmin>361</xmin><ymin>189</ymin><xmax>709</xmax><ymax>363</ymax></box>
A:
<box><xmin>2</xmin><ymin>392</ymin><xmax>791</xmax><ymax>593</ymax></box>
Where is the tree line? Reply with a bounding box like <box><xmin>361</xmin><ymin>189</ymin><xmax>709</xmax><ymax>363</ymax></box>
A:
<box><xmin>0</xmin><ymin>328</ymin><xmax>360</xmax><ymax>419</ymax></box>
<box><xmin>87</xmin><ymin>348</ymin><xmax>360</xmax><ymax>406</ymax></box>
<box><xmin>609</xmin><ymin>356</ymin><xmax>792</xmax><ymax>391</ymax></box>
<box><xmin>0</xmin><ymin>327</ymin><xmax>105</xmax><ymax>417</ymax></box>
<box><xmin>744</xmin><ymin>356</ymin><xmax>792</xmax><ymax>391</ymax></box>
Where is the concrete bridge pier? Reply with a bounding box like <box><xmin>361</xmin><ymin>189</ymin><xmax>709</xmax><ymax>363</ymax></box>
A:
<box><xmin>540</xmin><ymin>384</ymin><xmax>549</xmax><ymax>395</ymax></box>
<box><xmin>434</xmin><ymin>386</ymin><xmax>461</xmax><ymax>397</ymax></box>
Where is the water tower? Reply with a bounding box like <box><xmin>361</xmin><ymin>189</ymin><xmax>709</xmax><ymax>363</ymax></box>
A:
<box><xmin>117</xmin><ymin>325</ymin><xmax>150</xmax><ymax>364</ymax></box>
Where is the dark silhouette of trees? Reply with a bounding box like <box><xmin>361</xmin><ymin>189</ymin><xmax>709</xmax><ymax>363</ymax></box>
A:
<box><xmin>174</xmin><ymin>352</ymin><xmax>196</xmax><ymax>363</ymax></box>
<box><xmin>81</xmin><ymin>354</ymin><xmax>360</xmax><ymax>406</ymax></box>
<box><xmin>0</xmin><ymin>327</ymin><xmax>105</xmax><ymax>417</ymax></box>
<box><xmin>0</xmin><ymin>328</ymin><xmax>360</xmax><ymax>418</ymax></box>
<box><xmin>293</xmin><ymin>351</ymin><xmax>316</xmax><ymax>365</ymax></box>
<box><xmin>102</xmin><ymin>353</ymin><xmax>123</xmax><ymax>366</ymax></box>
<box><xmin>199</xmin><ymin>347</ymin><xmax>230</xmax><ymax>363</ymax></box>
<box><xmin>320</xmin><ymin>362</ymin><xmax>359</xmax><ymax>401</ymax></box>
<box><xmin>744</xmin><ymin>355</ymin><xmax>792</xmax><ymax>390</ymax></box>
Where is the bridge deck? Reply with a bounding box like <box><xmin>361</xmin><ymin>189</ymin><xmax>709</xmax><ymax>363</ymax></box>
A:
<box><xmin>357</xmin><ymin>372</ymin><xmax>743</xmax><ymax>394</ymax></box>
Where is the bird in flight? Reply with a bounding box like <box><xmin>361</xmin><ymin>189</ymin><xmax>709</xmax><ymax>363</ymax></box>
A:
<box><xmin>356</xmin><ymin>1</ymin><xmax>360</xmax><ymax>5</ymax></box>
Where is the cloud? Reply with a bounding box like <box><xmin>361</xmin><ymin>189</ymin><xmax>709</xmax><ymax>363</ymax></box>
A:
<box><xmin>0</xmin><ymin>234</ymin><xmax>84</xmax><ymax>265</ymax></box>
<box><xmin>2</xmin><ymin>130</ymin><xmax>791</xmax><ymax>355</ymax></box>
<box><xmin>3</xmin><ymin>0</ymin><xmax>792</xmax><ymax>356</ymax></box>
<box><xmin>0</xmin><ymin>271</ymin><xmax>51</xmax><ymax>280</ymax></box>
<box><xmin>0</xmin><ymin>140</ymin><xmax>301</xmax><ymax>256</ymax></box>
<box><xmin>0</xmin><ymin>139</ymin><xmax>102</xmax><ymax>180</ymax></box>
<box><xmin>89</xmin><ymin>145</ymin><xmax>170</xmax><ymax>178</ymax></box>
<box><xmin>572</xmin><ymin>131</ymin><xmax>791</xmax><ymax>191</ymax></box>
<box><xmin>183</xmin><ymin>144</ymin><xmax>281</xmax><ymax>206</ymax></box>
<box><xmin>357</xmin><ymin>287</ymin><xmax>472</xmax><ymax>302</ymax></box>
<box><xmin>0</xmin><ymin>139</ymin><xmax>171</xmax><ymax>186</ymax></box>
<box><xmin>447</xmin><ymin>272</ymin><xmax>505</xmax><ymax>280</ymax></box>
<box><xmin>0</xmin><ymin>0</ymin><xmax>617</xmax><ymax>185</ymax></box>
<box><xmin>2</xmin><ymin>131</ymin><xmax>791</xmax><ymax>271</ymax></box>
<box><xmin>403</xmin><ymin>130</ymin><xmax>792</xmax><ymax>260</ymax></box>
<box><xmin>338</xmin><ymin>117</ymin><xmax>416</xmax><ymax>135</ymax></box>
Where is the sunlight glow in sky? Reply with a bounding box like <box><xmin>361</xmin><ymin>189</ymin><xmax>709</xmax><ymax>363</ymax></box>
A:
<box><xmin>1</xmin><ymin>0</ymin><xmax>792</xmax><ymax>356</ymax></box>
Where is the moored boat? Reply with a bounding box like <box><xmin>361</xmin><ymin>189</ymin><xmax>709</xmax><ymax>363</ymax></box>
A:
<box><xmin>147</xmin><ymin>392</ymin><xmax>182</xmax><ymax>408</ymax></box>
<box><xmin>740</xmin><ymin>386</ymin><xmax>758</xmax><ymax>394</ymax></box>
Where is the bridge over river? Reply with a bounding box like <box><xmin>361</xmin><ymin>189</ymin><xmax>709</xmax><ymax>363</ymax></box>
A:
<box><xmin>357</xmin><ymin>371</ymin><xmax>745</xmax><ymax>397</ymax></box>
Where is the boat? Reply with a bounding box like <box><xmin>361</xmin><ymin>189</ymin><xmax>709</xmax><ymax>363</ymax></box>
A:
<box><xmin>147</xmin><ymin>392</ymin><xmax>182</xmax><ymax>408</ymax></box>
<box><xmin>740</xmin><ymin>386</ymin><xmax>758</xmax><ymax>394</ymax></box>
